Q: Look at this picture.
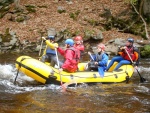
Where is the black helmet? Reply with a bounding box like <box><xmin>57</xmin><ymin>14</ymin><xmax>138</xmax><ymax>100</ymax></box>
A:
<box><xmin>47</xmin><ymin>35</ymin><xmax>55</xmax><ymax>40</ymax></box>
<box><xmin>127</xmin><ymin>38</ymin><xmax>134</xmax><ymax>43</ymax></box>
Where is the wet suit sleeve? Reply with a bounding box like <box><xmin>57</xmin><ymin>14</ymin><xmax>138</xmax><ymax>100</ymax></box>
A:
<box><xmin>45</xmin><ymin>40</ymin><xmax>58</xmax><ymax>50</ymax></box>
<box><xmin>57</xmin><ymin>47</ymin><xmax>65</xmax><ymax>56</ymax></box>
<box><xmin>98</xmin><ymin>54</ymin><xmax>109</xmax><ymax>66</ymax></box>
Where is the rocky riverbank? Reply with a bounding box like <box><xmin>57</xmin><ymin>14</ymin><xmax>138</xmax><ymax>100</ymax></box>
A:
<box><xmin>0</xmin><ymin>0</ymin><xmax>150</xmax><ymax>57</ymax></box>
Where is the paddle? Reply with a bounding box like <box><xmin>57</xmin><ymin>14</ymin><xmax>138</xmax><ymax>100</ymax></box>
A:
<box><xmin>39</xmin><ymin>37</ymin><xmax>44</xmax><ymax>57</ymax></box>
<box><xmin>88</xmin><ymin>52</ymin><xmax>104</xmax><ymax>77</ymax></box>
<box><xmin>14</xmin><ymin>65</ymin><xmax>20</xmax><ymax>85</ymax></box>
<box><xmin>124</xmin><ymin>48</ymin><xmax>146</xmax><ymax>83</ymax></box>
<box><xmin>14</xmin><ymin>58</ymin><xmax>25</xmax><ymax>84</ymax></box>
<box><xmin>55</xmin><ymin>48</ymin><xmax>66</xmax><ymax>91</ymax></box>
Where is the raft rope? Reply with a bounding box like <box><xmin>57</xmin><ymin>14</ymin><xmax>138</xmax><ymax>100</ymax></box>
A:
<box><xmin>15</xmin><ymin>58</ymin><xmax>48</xmax><ymax>80</ymax></box>
<box><xmin>50</xmin><ymin>67</ymin><xmax>125</xmax><ymax>79</ymax></box>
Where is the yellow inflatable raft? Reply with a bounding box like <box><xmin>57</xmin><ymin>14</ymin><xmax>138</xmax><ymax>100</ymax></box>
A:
<box><xmin>15</xmin><ymin>56</ymin><xmax>134</xmax><ymax>84</ymax></box>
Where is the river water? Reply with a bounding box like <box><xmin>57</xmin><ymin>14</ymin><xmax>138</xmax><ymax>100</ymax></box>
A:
<box><xmin>0</xmin><ymin>53</ymin><xmax>149</xmax><ymax>113</ymax></box>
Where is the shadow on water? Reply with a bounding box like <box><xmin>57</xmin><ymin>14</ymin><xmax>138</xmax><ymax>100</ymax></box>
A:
<box><xmin>0</xmin><ymin>53</ymin><xmax>149</xmax><ymax>113</ymax></box>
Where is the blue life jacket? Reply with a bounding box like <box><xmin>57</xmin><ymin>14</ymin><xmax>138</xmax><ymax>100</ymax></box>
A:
<box><xmin>46</xmin><ymin>46</ymin><xmax>56</xmax><ymax>55</ymax></box>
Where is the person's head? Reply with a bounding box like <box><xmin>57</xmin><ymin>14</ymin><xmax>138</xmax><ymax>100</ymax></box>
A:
<box><xmin>47</xmin><ymin>35</ymin><xmax>55</xmax><ymax>42</ymax></box>
<box><xmin>97</xmin><ymin>43</ymin><xmax>105</xmax><ymax>53</ymax></box>
<box><xmin>65</xmin><ymin>39</ymin><xmax>74</xmax><ymax>48</ymax></box>
<box><xmin>74</xmin><ymin>36</ymin><xmax>83</xmax><ymax>45</ymax></box>
<box><xmin>126</xmin><ymin>38</ymin><xmax>134</xmax><ymax>47</ymax></box>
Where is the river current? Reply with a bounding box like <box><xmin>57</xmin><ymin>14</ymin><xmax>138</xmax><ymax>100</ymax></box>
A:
<box><xmin>0</xmin><ymin>53</ymin><xmax>149</xmax><ymax>113</ymax></box>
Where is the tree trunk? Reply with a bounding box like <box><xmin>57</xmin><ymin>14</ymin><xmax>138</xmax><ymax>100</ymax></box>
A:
<box><xmin>138</xmin><ymin>0</ymin><xmax>144</xmax><ymax>20</ymax></box>
<box><xmin>143</xmin><ymin>0</ymin><xmax>150</xmax><ymax>16</ymax></box>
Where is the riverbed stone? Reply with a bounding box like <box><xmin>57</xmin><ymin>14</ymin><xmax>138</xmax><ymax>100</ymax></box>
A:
<box><xmin>47</xmin><ymin>28</ymin><xmax>56</xmax><ymax>36</ymax></box>
<box><xmin>92</xmin><ymin>30</ymin><xmax>103</xmax><ymax>40</ymax></box>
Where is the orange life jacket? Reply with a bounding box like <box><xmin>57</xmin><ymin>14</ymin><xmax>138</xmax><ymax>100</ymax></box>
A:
<box><xmin>122</xmin><ymin>46</ymin><xmax>136</xmax><ymax>61</ymax></box>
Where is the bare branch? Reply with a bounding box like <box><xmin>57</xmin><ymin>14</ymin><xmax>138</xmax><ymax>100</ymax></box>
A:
<box><xmin>131</xmin><ymin>2</ymin><xmax>149</xmax><ymax>39</ymax></box>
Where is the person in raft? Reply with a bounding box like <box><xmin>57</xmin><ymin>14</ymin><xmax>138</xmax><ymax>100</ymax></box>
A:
<box><xmin>106</xmin><ymin>38</ymin><xmax>140</xmax><ymax>71</ymax></box>
<box><xmin>87</xmin><ymin>43</ymin><xmax>109</xmax><ymax>77</ymax></box>
<box><xmin>56</xmin><ymin>39</ymin><xmax>80</xmax><ymax>73</ymax></box>
<box><xmin>73</xmin><ymin>36</ymin><xmax>85</xmax><ymax>56</ymax></box>
<box><xmin>41</xmin><ymin>35</ymin><xmax>58</xmax><ymax>67</ymax></box>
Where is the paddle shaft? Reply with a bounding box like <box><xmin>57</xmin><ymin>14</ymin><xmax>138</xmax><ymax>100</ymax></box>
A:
<box><xmin>39</xmin><ymin>38</ymin><xmax>44</xmax><ymax>57</ymax></box>
<box><xmin>55</xmin><ymin>48</ymin><xmax>63</xmax><ymax>85</ymax></box>
<box><xmin>124</xmin><ymin>48</ymin><xmax>146</xmax><ymax>82</ymax></box>
<box><xmin>88</xmin><ymin>52</ymin><xmax>94</xmax><ymax>61</ymax></box>
<box><xmin>14</xmin><ymin>67</ymin><xmax>20</xmax><ymax>84</ymax></box>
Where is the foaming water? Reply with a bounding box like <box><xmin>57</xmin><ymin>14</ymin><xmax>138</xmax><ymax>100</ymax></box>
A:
<box><xmin>0</xmin><ymin>64</ymin><xmax>61</xmax><ymax>94</ymax></box>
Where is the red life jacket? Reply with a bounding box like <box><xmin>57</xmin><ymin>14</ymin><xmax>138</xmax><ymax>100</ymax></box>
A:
<box><xmin>66</xmin><ymin>47</ymin><xmax>80</xmax><ymax>62</ymax></box>
<box><xmin>122</xmin><ymin>46</ymin><xmax>136</xmax><ymax>61</ymax></box>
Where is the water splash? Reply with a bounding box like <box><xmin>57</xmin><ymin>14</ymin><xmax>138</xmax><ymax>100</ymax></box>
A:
<box><xmin>0</xmin><ymin>64</ymin><xmax>15</xmax><ymax>80</ymax></box>
<box><xmin>0</xmin><ymin>64</ymin><xmax>61</xmax><ymax>94</ymax></box>
<box><xmin>134</xmin><ymin>86</ymin><xmax>150</xmax><ymax>93</ymax></box>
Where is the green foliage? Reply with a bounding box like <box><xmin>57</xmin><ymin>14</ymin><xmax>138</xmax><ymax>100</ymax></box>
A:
<box><xmin>87</xmin><ymin>19</ymin><xmax>99</xmax><ymax>26</ymax></box>
<box><xmin>124</xmin><ymin>0</ymin><xmax>138</xmax><ymax>5</ymax></box>
<box><xmin>141</xmin><ymin>45</ymin><xmax>150</xmax><ymax>58</ymax></box>
<box><xmin>25</xmin><ymin>5</ymin><xmax>36</xmax><ymax>13</ymax></box>
<box><xmin>72</xmin><ymin>30</ymin><xmax>80</xmax><ymax>36</ymax></box>
<box><xmin>69</xmin><ymin>10</ymin><xmax>80</xmax><ymax>20</ymax></box>
<box><xmin>37</xmin><ymin>5</ymin><xmax>48</xmax><ymax>8</ymax></box>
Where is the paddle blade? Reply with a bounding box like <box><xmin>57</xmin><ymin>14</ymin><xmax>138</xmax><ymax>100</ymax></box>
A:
<box><xmin>140</xmin><ymin>77</ymin><xmax>146</xmax><ymax>83</ymax></box>
<box><xmin>136</xmin><ymin>69</ymin><xmax>146</xmax><ymax>83</ymax></box>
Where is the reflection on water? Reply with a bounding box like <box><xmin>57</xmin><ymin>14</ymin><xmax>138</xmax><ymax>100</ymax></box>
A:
<box><xmin>0</xmin><ymin>53</ymin><xmax>149</xmax><ymax>113</ymax></box>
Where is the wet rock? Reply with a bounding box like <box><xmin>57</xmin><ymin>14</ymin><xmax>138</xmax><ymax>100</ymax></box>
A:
<box><xmin>114</xmin><ymin>38</ymin><xmax>125</xmax><ymax>46</ymax></box>
<box><xmin>10</xmin><ymin>35</ymin><xmax>17</xmax><ymax>45</ymax></box>
<box><xmin>16</xmin><ymin>15</ymin><xmax>25</xmax><ymax>22</ymax></box>
<box><xmin>105</xmin><ymin>38</ymin><xmax>125</xmax><ymax>55</ymax></box>
<box><xmin>47</xmin><ymin>28</ymin><xmax>56</xmax><ymax>36</ymax></box>
<box><xmin>92</xmin><ymin>30</ymin><xmax>103</xmax><ymax>40</ymax></box>
<box><xmin>105</xmin><ymin>44</ymin><xmax>118</xmax><ymax>55</ymax></box>
<box><xmin>0</xmin><ymin>28</ymin><xmax>19</xmax><ymax>53</ymax></box>
<box><xmin>84</xmin><ymin>29</ymin><xmax>95</xmax><ymax>41</ymax></box>
<box><xmin>57</xmin><ymin>6</ymin><xmax>66</xmax><ymax>14</ymax></box>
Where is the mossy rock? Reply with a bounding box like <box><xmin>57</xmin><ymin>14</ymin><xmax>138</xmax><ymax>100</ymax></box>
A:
<box><xmin>25</xmin><ymin>5</ymin><xmax>36</xmax><ymax>13</ymax></box>
<box><xmin>141</xmin><ymin>45</ymin><xmax>150</xmax><ymax>58</ymax></box>
<box><xmin>57</xmin><ymin>9</ymin><xmax>66</xmax><ymax>14</ymax></box>
<box><xmin>84</xmin><ymin>29</ymin><xmax>95</xmax><ymax>40</ymax></box>
<box><xmin>1</xmin><ymin>28</ymin><xmax>13</xmax><ymax>42</ymax></box>
<box><xmin>16</xmin><ymin>16</ymin><xmax>25</xmax><ymax>22</ymax></box>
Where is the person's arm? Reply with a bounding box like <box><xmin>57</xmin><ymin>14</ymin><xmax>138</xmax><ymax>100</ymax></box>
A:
<box><xmin>45</xmin><ymin>41</ymin><xmax>58</xmax><ymax>50</ymax></box>
<box><xmin>57</xmin><ymin>47</ymin><xmax>65</xmax><ymax>56</ymax></box>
